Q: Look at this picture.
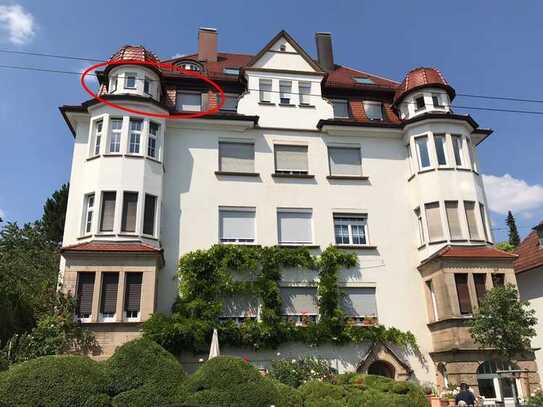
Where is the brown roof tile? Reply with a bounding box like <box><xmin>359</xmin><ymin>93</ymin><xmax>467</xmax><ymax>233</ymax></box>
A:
<box><xmin>61</xmin><ymin>241</ymin><xmax>162</xmax><ymax>254</ymax></box>
<box><xmin>514</xmin><ymin>229</ymin><xmax>543</xmax><ymax>274</ymax></box>
<box><xmin>420</xmin><ymin>244</ymin><xmax>517</xmax><ymax>267</ymax></box>
<box><xmin>394</xmin><ymin>67</ymin><xmax>455</xmax><ymax>105</ymax></box>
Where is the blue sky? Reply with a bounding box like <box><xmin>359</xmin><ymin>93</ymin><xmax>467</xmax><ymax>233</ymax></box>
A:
<box><xmin>0</xmin><ymin>0</ymin><xmax>541</xmax><ymax>241</ymax></box>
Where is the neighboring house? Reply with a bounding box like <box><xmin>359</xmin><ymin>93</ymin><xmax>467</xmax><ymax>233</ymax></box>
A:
<box><xmin>58</xmin><ymin>28</ymin><xmax>540</xmax><ymax>400</ymax></box>
<box><xmin>515</xmin><ymin>221</ymin><xmax>543</xmax><ymax>383</ymax></box>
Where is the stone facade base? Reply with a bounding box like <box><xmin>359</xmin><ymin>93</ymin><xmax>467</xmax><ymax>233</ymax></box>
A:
<box><xmin>87</xmin><ymin>323</ymin><xmax>143</xmax><ymax>360</ymax></box>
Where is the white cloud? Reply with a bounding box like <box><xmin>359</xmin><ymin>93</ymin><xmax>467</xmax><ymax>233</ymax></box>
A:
<box><xmin>0</xmin><ymin>4</ymin><xmax>35</xmax><ymax>45</ymax></box>
<box><xmin>483</xmin><ymin>173</ymin><xmax>543</xmax><ymax>215</ymax></box>
<box><xmin>0</xmin><ymin>207</ymin><xmax>5</xmax><ymax>220</ymax></box>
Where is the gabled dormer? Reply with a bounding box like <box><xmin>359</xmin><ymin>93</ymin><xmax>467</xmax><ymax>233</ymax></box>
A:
<box><xmin>237</xmin><ymin>30</ymin><xmax>332</xmax><ymax>129</ymax></box>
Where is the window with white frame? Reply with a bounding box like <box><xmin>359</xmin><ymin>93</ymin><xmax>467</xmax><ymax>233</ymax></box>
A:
<box><xmin>277</xmin><ymin>209</ymin><xmax>313</xmax><ymax>245</ymax></box>
<box><xmin>328</xmin><ymin>146</ymin><xmax>362</xmax><ymax>176</ymax></box>
<box><xmin>274</xmin><ymin>144</ymin><xmax>308</xmax><ymax>174</ymax></box>
<box><xmin>331</xmin><ymin>99</ymin><xmax>349</xmax><ymax>118</ymax></box>
<box><xmin>432</xmin><ymin>93</ymin><xmax>444</xmax><ymax>108</ymax></box>
<box><xmin>219</xmin><ymin>141</ymin><xmax>255</xmax><ymax>173</ymax></box>
<box><xmin>109</xmin><ymin>118</ymin><xmax>122</xmax><ymax>153</ymax></box>
<box><xmin>464</xmin><ymin>201</ymin><xmax>482</xmax><ymax>240</ymax></box>
<box><xmin>121</xmin><ymin>192</ymin><xmax>138</xmax><ymax>233</ymax></box>
<box><xmin>340</xmin><ymin>287</ymin><xmax>377</xmax><ymax>325</ymax></box>
<box><xmin>415</xmin><ymin>136</ymin><xmax>431</xmax><ymax>169</ymax></box>
<box><xmin>93</xmin><ymin>120</ymin><xmax>103</xmax><ymax>156</ymax></box>
<box><xmin>279</xmin><ymin>80</ymin><xmax>292</xmax><ymax>104</ymax></box>
<box><xmin>99</xmin><ymin>191</ymin><xmax>116</xmax><ymax>232</ymax></box>
<box><xmin>124</xmin><ymin>73</ymin><xmax>137</xmax><ymax>89</ymax></box>
<box><xmin>364</xmin><ymin>101</ymin><xmax>383</xmax><ymax>121</ymax></box>
<box><xmin>299</xmin><ymin>81</ymin><xmax>311</xmax><ymax>105</ymax></box>
<box><xmin>109</xmin><ymin>75</ymin><xmax>118</xmax><ymax>92</ymax></box>
<box><xmin>334</xmin><ymin>214</ymin><xmax>368</xmax><ymax>246</ymax></box>
<box><xmin>259</xmin><ymin>79</ymin><xmax>272</xmax><ymax>103</ymax></box>
<box><xmin>280</xmin><ymin>286</ymin><xmax>318</xmax><ymax>325</ymax></box>
<box><xmin>148</xmin><ymin>122</ymin><xmax>159</xmax><ymax>158</ymax></box>
<box><xmin>479</xmin><ymin>203</ymin><xmax>490</xmax><ymax>241</ymax></box>
<box><xmin>219</xmin><ymin>94</ymin><xmax>239</xmax><ymax>112</ymax></box>
<box><xmin>467</xmin><ymin>138</ymin><xmax>479</xmax><ymax>172</ymax></box>
<box><xmin>415</xmin><ymin>95</ymin><xmax>426</xmax><ymax>111</ymax></box>
<box><xmin>176</xmin><ymin>92</ymin><xmax>202</xmax><ymax>111</ymax></box>
<box><xmin>143</xmin><ymin>77</ymin><xmax>151</xmax><ymax>95</ymax></box>
<box><xmin>414</xmin><ymin>207</ymin><xmax>425</xmax><ymax>245</ymax></box>
<box><xmin>451</xmin><ymin>134</ymin><xmax>464</xmax><ymax>166</ymax></box>
<box><xmin>83</xmin><ymin>193</ymin><xmax>95</xmax><ymax>235</ymax></box>
<box><xmin>445</xmin><ymin>201</ymin><xmax>463</xmax><ymax>240</ymax></box>
<box><xmin>219</xmin><ymin>208</ymin><xmax>256</xmax><ymax>243</ymax></box>
<box><xmin>425</xmin><ymin>202</ymin><xmax>444</xmax><ymax>242</ymax></box>
<box><xmin>128</xmin><ymin>119</ymin><xmax>143</xmax><ymax>154</ymax></box>
<box><xmin>434</xmin><ymin>133</ymin><xmax>448</xmax><ymax>166</ymax></box>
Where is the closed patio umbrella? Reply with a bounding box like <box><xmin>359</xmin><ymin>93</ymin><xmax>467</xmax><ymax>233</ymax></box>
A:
<box><xmin>208</xmin><ymin>328</ymin><xmax>220</xmax><ymax>359</ymax></box>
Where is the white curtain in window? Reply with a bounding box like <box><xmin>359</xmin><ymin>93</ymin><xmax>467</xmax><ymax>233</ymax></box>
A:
<box><xmin>275</xmin><ymin>145</ymin><xmax>308</xmax><ymax>172</ymax></box>
<box><xmin>280</xmin><ymin>287</ymin><xmax>318</xmax><ymax>315</ymax></box>
<box><xmin>328</xmin><ymin>147</ymin><xmax>362</xmax><ymax>176</ymax></box>
<box><xmin>220</xmin><ymin>209</ymin><xmax>255</xmax><ymax>241</ymax></box>
<box><xmin>277</xmin><ymin>210</ymin><xmax>312</xmax><ymax>243</ymax></box>
<box><xmin>340</xmin><ymin>287</ymin><xmax>377</xmax><ymax>316</ymax></box>
<box><xmin>219</xmin><ymin>142</ymin><xmax>254</xmax><ymax>172</ymax></box>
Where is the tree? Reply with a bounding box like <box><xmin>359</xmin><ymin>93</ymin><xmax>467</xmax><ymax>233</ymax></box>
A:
<box><xmin>495</xmin><ymin>241</ymin><xmax>516</xmax><ymax>252</ymax></box>
<box><xmin>470</xmin><ymin>284</ymin><xmax>537</xmax><ymax>359</ymax></box>
<box><xmin>506</xmin><ymin>211</ymin><xmax>521</xmax><ymax>247</ymax></box>
<box><xmin>41</xmin><ymin>183</ymin><xmax>69</xmax><ymax>245</ymax></box>
<box><xmin>0</xmin><ymin>222</ymin><xmax>59</xmax><ymax>345</ymax></box>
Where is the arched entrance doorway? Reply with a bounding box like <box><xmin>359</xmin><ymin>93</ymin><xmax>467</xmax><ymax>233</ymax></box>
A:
<box><xmin>367</xmin><ymin>360</ymin><xmax>395</xmax><ymax>379</ymax></box>
<box><xmin>476</xmin><ymin>360</ymin><xmax>522</xmax><ymax>401</ymax></box>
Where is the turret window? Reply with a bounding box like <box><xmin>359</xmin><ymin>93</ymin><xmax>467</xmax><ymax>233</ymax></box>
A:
<box><xmin>109</xmin><ymin>119</ymin><xmax>122</xmax><ymax>153</ymax></box>
<box><xmin>121</xmin><ymin>192</ymin><xmax>138</xmax><ymax>233</ymax></box>
<box><xmin>415</xmin><ymin>136</ymin><xmax>430</xmax><ymax>170</ymax></box>
<box><xmin>124</xmin><ymin>73</ymin><xmax>137</xmax><ymax>89</ymax></box>
<box><xmin>434</xmin><ymin>134</ymin><xmax>448</xmax><ymax>166</ymax></box>
<box><xmin>432</xmin><ymin>93</ymin><xmax>444</xmax><ymax>108</ymax></box>
<box><xmin>425</xmin><ymin>202</ymin><xmax>444</xmax><ymax>242</ymax></box>
<box><xmin>128</xmin><ymin>119</ymin><xmax>143</xmax><ymax>154</ymax></box>
<box><xmin>148</xmin><ymin>122</ymin><xmax>159</xmax><ymax>158</ymax></box>
<box><xmin>143</xmin><ymin>77</ymin><xmax>151</xmax><ymax>95</ymax></box>
<box><xmin>99</xmin><ymin>191</ymin><xmax>117</xmax><ymax>232</ymax></box>
<box><xmin>452</xmin><ymin>135</ymin><xmax>464</xmax><ymax>166</ymax></box>
<box><xmin>464</xmin><ymin>201</ymin><xmax>482</xmax><ymax>240</ymax></box>
<box><xmin>415</xmin><ymin>96</ymin><xmax>425</xmax><ymax>111</ymax></box>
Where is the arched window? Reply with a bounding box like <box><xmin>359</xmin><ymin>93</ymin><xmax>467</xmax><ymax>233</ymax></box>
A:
<box><xmin>437</xmin><ymin>363</ymin><xmax>449</xmax><ymax>389</ymax></box>
<box><xmin>477</xmin><ymin>360</ymin><xmax>519</xmax><ymax>400</ymax></box>
<box><xmin>367</xmin><ymin>360</ymin><xmax>395</xmax><ymax>379</ymax></box>
<box><xmin>175</xmin><ymin>60</ymin><xmax>202</xmax><ymax>72</ymax></box>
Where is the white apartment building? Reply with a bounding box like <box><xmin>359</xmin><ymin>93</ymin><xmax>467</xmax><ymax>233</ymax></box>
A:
<box><xmin>59</xmin><ymin>29</ymin><xmax>540</xmax><ymax>400</ymax></box>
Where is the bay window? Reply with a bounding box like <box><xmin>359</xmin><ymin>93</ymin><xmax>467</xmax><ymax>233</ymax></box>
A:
<box><xmin>121</xmin><ymin>192</ymin><xmax>138</xmax><ymax>233</ymax></box>
<box><xmin>415</xmin><ymin>136</ymin><xmax>431</xmax><ymax>169</ymax></box>
<box><xmin>128</xmin><ymin>119</ymin><xmax>142</xmax><ymax>154</ymax></box>
<box><xmin>125</xmin><ymin>273</ymin><xmax>142</xmax><ymax>320</ymax></box>
<box><xmin>143</xmin><ymin>194</ymin><xmax>157</xmax><ymax>236</ymax></box>
<box><xmin>76</xmin><ymin>272</ymin><xmax>95</xmax><ymax>320</ymax></box>
<box><xmin>93</xmin><ymin>120</ymin><xmax>103</xmax><ymax>156</ymax></box>
<box><xmin>425</xmin><ymin>202</ymin><xmax>444</xmax><ymax>242</ymax></box>
<box><xmin>434</xmin><ymin>134</ymin><xmax>448</xmax><ymax>166</ymax></box>
<box><xmin>100</xmin><ymin>272</ymin><xmax>119</xmax><ymax>320</ymax></box>
<box><xmin>83</xmin><ymin>193</ymin><xmax>95</xmax><ymax>235</ymax></box>
<box><xmin>452</xmin><ymin>135</ymin><xmax>464</xmax><ymax>166</ymax></box>
<box><xmin>109</xmin><ymin>119</ymin><xmax>122</xmax><ymax>153</ymax></box>
<box><xmin>148</xmin><ymin>122</ymin><xmax>159</xmax><ymax>158</ymax></box>
<box><xmin>99</xmin><ymin>191</ymin><xmax>116</xmax><ymax>232</ymax></box>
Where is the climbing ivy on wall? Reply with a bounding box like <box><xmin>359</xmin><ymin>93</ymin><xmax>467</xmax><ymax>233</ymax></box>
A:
<box><xmin>143</xmin><ymin>245</ymin><xmax>418</xmax><ymax>354</ymax></box>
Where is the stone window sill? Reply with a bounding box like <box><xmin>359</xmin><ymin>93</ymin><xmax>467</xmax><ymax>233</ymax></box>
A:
<box><xmin>327</xmin><ymin>175</ymin><xmax>369</xmax><ymax>181</ymax></box>
<box><xmin>276</xmin><ymin>244</ymin><xmax>320</xmax><ymax>249</ymax></box>
<box><xmin>272</xmin><ymin>173</ymin><xmax>315</xmax><ymax>179</ymax></box>
<box><xmin>215</xmin><ymin>171</ymin><xmax>260</xmax><ymax>177</ymax></box>
<box><xmin>334</xmin><ymin>245</ymin><xmax>377</xmax><ymax>250</ymax></box>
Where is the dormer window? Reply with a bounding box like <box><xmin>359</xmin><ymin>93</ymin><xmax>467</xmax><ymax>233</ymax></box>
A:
<box><xmin>176</xmin><ymin>61</ymin><xmax>202</xmax><ymax>72</ymax></box>
<box><xmin>223</xmin><ymin>68</ymin><xmax>240</xmax><ymax>76</ymax></box>
<box><xmin>354</xmin><ymin>77</ymin><xmax>375</xmax><ymax>85</ymax></box>
<box><xmin>220</xmin><ymin>94</ymin><xmax>239</xmax><ymax>112</ymax></box>
<box><xmin>415</xmin><ymin>96</ymin><xmax>425</xmax><ymax>111</ymax></box>
<box><xmin>176</xmin><ymin>91</ymin><xmax>202</xmax><ymax>112</ymax></box>
<box><xmin>124</xmin><ymin>73</ymin><xmax>137</xmax><ymax>89</ymax></box>
<box><xmin>331</xmin><ymin>99</ymin><xmax>349</xmax><ymax>118</ymax></box>
<box><xmin>432</xmin><ymin>93</ymin><xmax>444</xmax><ymax>108</ymax></box>
<box><xmin>364</xmin><ymin>101</ymin><xmax>383</xmax><ymax>121</ymax></box>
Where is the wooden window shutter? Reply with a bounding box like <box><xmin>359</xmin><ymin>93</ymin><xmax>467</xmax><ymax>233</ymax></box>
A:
<box><xmin>121</xmin><ymin>192</ymin><xmax>138</xmax><ymax>232</ymax></box>
<box><xmin>454</xmin><ymin>273</ymin><xmax>472</xmax><ymax>315</ymax></box>
<box><xmin>125</xmin><ymin>273</ymin><xmax>143</xmax><ymax>312</ymax></box>
<box><xmin>473</xmin><ymin>274</ymin><xmax>487</xmax><ymax>306</ymax></box>
<box><xmin>77</xmin><ymin>272</ymin><xmax>95</xmax><ymax>317</ymax></box>
<box><xmin>100</xmin><ymin>272</ymin><xmax>119</xmax><ymax>314</ymax></box>
<box><xmin>100</xmin><ymin>192</ymin><xmax>116</xmax><ymax>232</ymax></box>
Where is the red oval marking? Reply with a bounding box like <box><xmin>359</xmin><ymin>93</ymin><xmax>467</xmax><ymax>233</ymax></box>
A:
<box><xmin>80</xmin><ymin>59</ymin><xmax>225</xmax><ymax>119</ymax></box>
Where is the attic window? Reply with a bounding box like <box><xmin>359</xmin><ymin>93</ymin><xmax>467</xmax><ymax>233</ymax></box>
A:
<box><xmin>279</xmin><ymin>44</ymin><xmax>287</xmax><ymax>52</ymax></box>
<box><xmin>353</xmin><ymin>77</ymin><xmax>375</xmax><ymax>85</ymax></box>
<box><xmin>176</xmin><ymin>61</ymin><xmax>202</xmax><ymax>72</ymax></box>
<box><xmin>223</xmin><ymin>68</ymin><xmax>240</xmax><ymax>76</ymax></box>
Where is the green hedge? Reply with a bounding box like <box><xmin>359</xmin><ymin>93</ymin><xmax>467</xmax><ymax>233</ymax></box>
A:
<box><xmin>0</xmin><ymin>355</ymin><xmax>107</xmax><ymax>407</ymax></box>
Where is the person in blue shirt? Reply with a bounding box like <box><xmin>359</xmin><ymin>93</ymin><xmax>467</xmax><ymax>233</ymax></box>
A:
<box><xmin>455</xmin><ymin>382</ymin><xmax>476</xmax><ymax>406</ymax></box>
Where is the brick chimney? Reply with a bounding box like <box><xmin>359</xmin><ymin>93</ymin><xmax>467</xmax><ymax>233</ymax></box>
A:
<box><xmin>315</xmin><ymin>32</ymin><xmax>334</xmax><ymax>72</ymax></box>
<box><xmin>198</xmin><ymin>27</ymin><xmax>217</xmax><ymax>62</ymax></box>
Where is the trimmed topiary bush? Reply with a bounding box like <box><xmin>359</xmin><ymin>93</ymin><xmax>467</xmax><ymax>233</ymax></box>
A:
<box><xmin>183</xmin><ymin>356</ymin><xmax>281</xmax><ymax>407</ymax></box>
<box><xmin>298</xmin><ymin>380</ymin><xmax>349</xmax><ymax>405</ymax></box>
<box><xmin>83</xmin><ymin>393</ymin><xmax>113</xmax><ymax>407</ymax></box>
<box><xmin>271</xmin><ymin>379</ymin><xmax>304</xmax><ymax>407</ymax></box>
<box><xmin>0</xmin><ymin>355</ymin><xmax>107</xmax><ymax>407</ymax></box>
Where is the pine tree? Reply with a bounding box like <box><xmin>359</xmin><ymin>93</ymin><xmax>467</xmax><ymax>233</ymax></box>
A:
<box><xmin>41</xmin><ymin>183</ymin><xmax>69</xmax><ymax>245</ymax></box>
<box><xmin>506</xmin><ymin>210</ymin><xmax>521</xmax><ymax>247</ymax></box>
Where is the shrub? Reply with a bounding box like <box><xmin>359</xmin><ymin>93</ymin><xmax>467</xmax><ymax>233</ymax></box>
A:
<box><xmin>83</xmin><ymin>393</ymin><xmax>113</xmax><ymax>407</ymax></box>
<box><xmin>183</xmin><ymin>356</ymin><xmax>281</xmax><ymax>407</ymax></box>
<box><xmin>270</xmin><ymin>357</ymin><xmax>337</xmax><ymax>388</ymax></box>
<box><xmin>0</xmin><ymin>355</ymin><xmax>107</xmax><ymax>407</ymax></box>
<box><xmin>271</xmin><ymin>379</ymin><xmax>304</xmax><ymax>407</ymax></box>
<box><xmin>105</xmin><ymin>338</ymin><xmax>186</xmax><ymax>395</ymax></box>
<box><xmin>528</xmin><ymin>391</ymin><xmax>543</xmax><ymax>406</ymax></box>
<box><xmin>298</xmin><ymin>380</ymin><xmax>348</xmax><ymax>405</ymax></box>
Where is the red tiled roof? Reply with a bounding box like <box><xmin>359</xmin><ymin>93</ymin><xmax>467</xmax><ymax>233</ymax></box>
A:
<box><xmin>420</xmin><ymin>245</ymin><xmax>517</xmax><ymax>267</ymax></box>
<box><xmin>164</xmin><ymin>52</ymin><xmax>253</xmax><ymax>81</ymax></box>
<box><xmin>394</xmin><ymin>67</ymin><xmax>455</xmax><ymax>105</ymax></box>
<box><xmin>61</xmin><ymin>241</ymin><xmax>162</xmax><ymax>254</ymax></box>
<box><xmin>514</xmin><ymin>229</ymin><xmax>543</xmax><ymax>274</ymax></box>
<box><xmin>325</xmin><ymin>65</ymin><xmax>399</xmax><ymax>91</ymax></box>
<box><xmin>110</xmin><ymin>45</ymin><xmax>160</xmax><ymax>64</ymax></box>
